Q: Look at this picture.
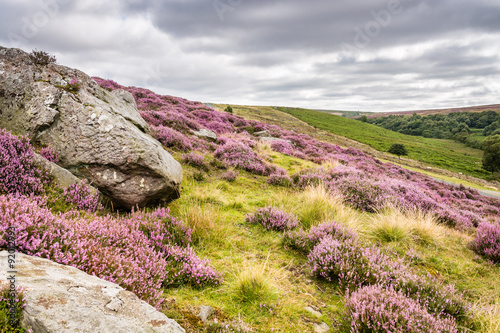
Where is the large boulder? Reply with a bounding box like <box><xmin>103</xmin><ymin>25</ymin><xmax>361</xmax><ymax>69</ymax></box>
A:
<box><xmin>0</xmin><ymin>47</ymin><xmax>182</xmax><ymax>209</ymax></box>
<box><xmin>0</xmin><ymin>251</ymin><xmax>185</xmax><ymax>333</ymax></box>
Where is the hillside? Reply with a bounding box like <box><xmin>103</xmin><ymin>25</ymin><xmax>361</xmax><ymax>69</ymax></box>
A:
<box><xmin>368</xmin><ymin>104</ymin><xmax>500</xmax><ymax>118</ymax></box>
<box><xmin>274</xmin><ymin>107</ymin><xmax>495</xmax><ymax>181</ymax></box>
<box><xmin>1</xmin><ymin>53</ymin><xmax>500</xmax><ymax>332</ymax></box>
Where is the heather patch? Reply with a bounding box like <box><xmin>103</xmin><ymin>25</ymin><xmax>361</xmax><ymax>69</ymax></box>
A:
<box><xmin>246</xmin><ymin>206</ymin><xmax>299</xmax><ymax>231</ymax></box>
<box><xmin>63</xmin><ymin>180</ymin><xmax>102</xmax><ymax>212</ymax></box>
<box><xmin>0</xmin><ymin>195</ymin><xmax>221</xmax><ymax>308</ymax></box>
<box><xmin>214</xmin><ymin>141</ymin><xmax>273</xmax><ymax>176</ymax></box>
<box><xmin>342</xmin><ymin>285</ymin><xmax>458</xmax><ymax>333</ymax></box>
<box><xmin>471</xmin><ymin>222</ymin><xmax>500</xmax><ymax>263</ymax></box>
<box><xmin>182</xmin><ymin>152</ymin><xmax>209</xmax><ymax>171</ymax></box>
<box><xmin>0</xmin><ymin>129</ymin><xmax>46</xmax><ymax>195</ymax></box>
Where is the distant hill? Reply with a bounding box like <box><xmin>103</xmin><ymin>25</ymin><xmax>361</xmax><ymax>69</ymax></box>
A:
<box><xmin>367</xmin><ymin>104</ymin><xmax>500</xmax><ymax>119</ymax></box>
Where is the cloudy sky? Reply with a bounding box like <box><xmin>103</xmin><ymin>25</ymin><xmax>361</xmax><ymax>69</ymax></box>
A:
<box><xmin>1</xmin><ymin>0</ymin><xmax>500</xmax><ymax>112</ymax></box>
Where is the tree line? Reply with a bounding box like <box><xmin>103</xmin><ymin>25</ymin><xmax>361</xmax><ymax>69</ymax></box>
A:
<box><xmin>363</xmin><ymin>110</ymin><xmax>500</xmax><ymax>150</ymax></box>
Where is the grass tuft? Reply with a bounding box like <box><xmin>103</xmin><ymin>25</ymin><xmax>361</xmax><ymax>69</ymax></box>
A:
<box><xmin>367</xmin><ymin>207</ymin><xmax>446</xmax><ymax>245</ymax></box>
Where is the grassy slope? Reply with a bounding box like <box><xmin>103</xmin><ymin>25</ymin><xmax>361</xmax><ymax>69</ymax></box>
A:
<box><xmin>162</xmin><ymin>150</ymin><xmax>500</xmax><ymax>332</ymax></box>
<box><xmin>276</xmin><ymin>107</ymin><xmax>490</xmax><ymax>180</ymax></box>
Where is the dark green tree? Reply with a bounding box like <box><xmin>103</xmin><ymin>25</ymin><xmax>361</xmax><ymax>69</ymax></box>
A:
<box><xmin>388</xmin><ymin>143</ymin><xmax>408</xmax><ymax>159</ymax></box>
<box><xmin>224</xmin><ymin>105</ymin><xmax>233</xmax><ymax>114</ymax></box>
<box><xmin>359</xmin><ymin>115</ymin><xmax>368</xmax><ymax>122</ymax></box>
<box><xmin>482</xmin><ymin>135</ymin><xmax>500</xmax><ymax>172</ymax></box>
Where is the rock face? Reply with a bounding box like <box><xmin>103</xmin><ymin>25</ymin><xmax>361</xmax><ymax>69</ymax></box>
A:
<box><xmin>0</xmin><ymin>46</ymin><xmax>182</xmax><ymax>209</ymax></box>
<box><xmin>0</xmin><ymin>251</ymin><xmax>185</xmax><ymax>333</ymax></box>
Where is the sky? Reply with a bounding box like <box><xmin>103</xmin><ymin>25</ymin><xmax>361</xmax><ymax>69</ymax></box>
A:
<box><xmin>1</xmin><ymin>0</ymin><xmax>500</xmax><ymax>112</ymax></box>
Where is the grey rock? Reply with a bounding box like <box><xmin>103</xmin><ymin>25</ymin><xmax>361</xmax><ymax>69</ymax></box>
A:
<box><xmin>305</xmin><ymin>306</ymin><xmax>322</xmax><ymax>318</ymax></box>
<box><xmin>191</xmin><ymin>128</ymin><xmax>217</xmax><ymax>141</ymax></box>
<box><xmin>0</xmin><ymin>46</ymin><xmax>182</xmax><ymax>209</ymax></box>
<box><xmin>259</xmin><ymin>137</ymin><xmax>292</xmax><ymax>144</ymax></box>
<box><xmin>254</xmin><ymin>130</ymin><xmax>271</xmax><ymax>137</ymax></box>
<box><xmin>197</xmin><ymin>305</ymin><xmax>214</xmax><ymax>323</ymax></box>
<box><xmin>32</xmin><ymin>153</ymin><xmax>98</xmax><ymax>195</ymax></box>
<box><xmin>313</xmin><ymin>322</ymin><xmax>330</xmax><ymax>333</ymax></box>
<box><xmin>0</xmin><ymin>251</ymin><xmax>185</xmax><ymax>333</ymax></box>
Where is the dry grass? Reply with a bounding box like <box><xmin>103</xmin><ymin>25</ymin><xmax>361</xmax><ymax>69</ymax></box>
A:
<box><xmin>270</xmin><ymin>185</ymin><xmax>363</xmax><ymax>231</ymax></box>
<box><xmin>366</xmin><ymin>207</ymin><xmax>447</xmax><ymax>245</ymax></box>
<box><xmin>177</xmin><ymin>202</ymin><xmax>229</xmax><ymax>247</ymax></box>
<box><xmin>321</xmin><ymin>158</ymin><xmax>341</xmax><ymax>170</ymax></box>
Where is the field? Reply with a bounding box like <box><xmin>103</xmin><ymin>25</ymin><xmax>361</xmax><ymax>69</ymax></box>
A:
<box><xmin>276</xmin><ymin>107</ymin><xmax>490</xmax><ymax>180</ymax></box>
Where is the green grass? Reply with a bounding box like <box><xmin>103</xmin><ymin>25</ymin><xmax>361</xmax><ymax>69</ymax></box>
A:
<box><xmin>276</xmin><ymin>107</ymin><xmax>491</xmax><ymax>179</ymax></box>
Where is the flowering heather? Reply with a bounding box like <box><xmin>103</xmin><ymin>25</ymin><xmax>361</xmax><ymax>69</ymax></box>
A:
<box><xmin>214</xmin><ymin>141</ymin><xmax>273</xmax><ymax>176</ymax></box>
<box><xmin>0</xmin><ymin>128</ymin><xmax>45</xmax><ymax>195</ymax></box>
<box><xmin>307</xmin><ymin>235</ymin><xmax>471</xmax><ymax>323</ymax></box>
<box><xmin>182</xmin><ymin>152</ymin><xmax>208</xmax><ymax>171</ymax></box>
<box><xmin>0</xmin><ymin>195</ymin><xmax>221</xmax><ymax>307</ymax></box>
<box><xmin>283</xmin><ymin>221</ymin><xmax>357</xmax><ymax>254</ymax></box>
<box><xmin>266</xmin><ymin>171</ymin><xmax>293</xmax><ymax>187</ymax></box>
<box><xmin>270</xmin><ymin>140</ymin><xmax>294</xmax><ymax>155</ymax></box>
<box><xmin>154</xmin><ymin>126</ymin><xmax>193</xmax><ymax>152</ymax></box>
<box><xmin>343</xmin><ymin>285</ymin><xmax>458</xmax><ymax>333</ymax></box>
<box><xmin>246</xmin><ymin>206</ymin><xmax>299</xmax><ymax>231</ymax></box>
<box><xmin>39</xmin><ymin>145</ymin><xmax>59</xmax><ymax>163</ymax></box>
<box><xmin>291</xmin><ymin>168</ymin><xmax>327</xmax><ymax>189</ymax></box>
<box><xmin>163</xmin><ymin>245</ymin><xmax>223</xmax><ymax>286</ymax></box>
<box><xmin>471</xmin><ymin>222</ymin><xmax>500</xmax><ymax>263</ymax></box>
<box><xmin>220</xmin><ymin>170</ymin><xmax>238</xmax><ymax>182</ymax></box>
<box><xmin>63</xmin><ymin>179</ymin><xmax>102</xmax><ymax>212</ymax></box>
<box><xmin>334</xmin><ymin>175</ymin><xmax>391</xmax><ymax>213</ymax></box>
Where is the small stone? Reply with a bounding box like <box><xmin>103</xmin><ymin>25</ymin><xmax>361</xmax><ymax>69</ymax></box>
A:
<box><xmin>191</xmin><ymin>128</ymin><xmax>217</xmax><ymax>141</ymax></box>
<box><xmin>197</xmin><ymin>305</ymin><xmax>214</xmax><ymax>323</ymax></box>
<box><xmin>254</xmin><ymin>130</ymin><xmax>271</xmax><ymax>137</ymax></box>
<box><xmin>305</xmin><ymin>306</ymin><xmax>322</xmax><ymax>318</ymax></box>
<box><xmin>313</xmin><ymin>322</ymin><xmax>330</xmax><ymax>333</ymax></box>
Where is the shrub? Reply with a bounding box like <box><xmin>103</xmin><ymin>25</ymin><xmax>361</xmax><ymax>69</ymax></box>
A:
<box><xmin>0</xmin><ymin>129</ymin><xmax>46</xmax><ymax>195</ymax></box>
<box><xmin>342</xmin><ymin>285</ymin><xmax>458</xmax><ymax>333</ymax></box>
<box><xmin>220</xmin><ymin>170</ymin><xmax>238</xmax><ymax>182</ymax></box>
<box><xmin>307</xmin><ymin>235</ymin><xmax>471</xmax><ymax>324</ymax></box>
<box><xmin>182</xmin><ymin>152</ymin><xmax>208</xmax><ymax>171</ymax></box>
<box><xmin>284</xmin><ymin>221</ymin><xmax>356</xmax><ymax>254</ymax></box>
<box><xmin>0</xmin><ymin>195</ymin><xmax>221</xmax><ymax>307</ymax></box>
<box><xmin>163</xmin><ymin>245</ymin><xmax>223</xmax><ymax>287</ymax></box>
<box><xmin>471</xmin><ymin>222</ymin><xmax>500</xmax><ymax>263</ymax></box>
<box><xmin>64</xmin><ymin>78</ymin><xmax>80</xmax><ymax>93</ymax></box>
<box><xmin>388</xmin><ymin>143</ymin><xmax>408</xmax><ymax>158</ymax></box>
<box><xmin>214</xmin><ymin>141</ymin><xmax>273</xmax><ymax>176</ymax></box>
<box><xmin>246</xmin><ymin>206</ymin><xmax>298</xmax><ymax>231</ymax></box>
<box><xmin>63</xmin><ymin>179</ymin><xmax>102</xmax><ymax>212</ymax></box>
<box><xmin>266</xmin><ymin>170</ymin><xmax>292</xmax><ymax>187</ymax></box>
<box><xmin>335</xmin><ymin>175</ymin><xmax>390</xmax><ymax>213</ymax></box>
<box><xmin>29</xmin><ymin>49</ymin><xmax>56</xmax><ymax>65</ymax></box>
<box><xmin>270</xmin><ymin>140</ymin><xmax>294</xmax><ymax>155</ymax></box>
<box><xmin>154</xmin><ymin>126</ymin><xmax>193</xmax><ymax>151</ymax></box>
<box><xmin>39</xmin><ymin>145</ymin><xmax>59</xmax><ymax>163</ymax></box>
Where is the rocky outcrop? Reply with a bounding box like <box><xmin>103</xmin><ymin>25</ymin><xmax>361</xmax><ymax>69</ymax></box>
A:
<box><xmin>0</xmin><ymin>46</ymin><xmax>182</xmax><ymax>209</ymax></box>
<box><xmin>0</xmin><ymin>251</ymin><xmax>185</xmax><ymax>333</ymax></box>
